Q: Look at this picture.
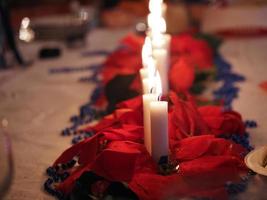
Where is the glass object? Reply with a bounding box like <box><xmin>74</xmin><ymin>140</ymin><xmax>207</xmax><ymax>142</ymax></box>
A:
<box><xmin>0</xmin><ymin>125</ymin><xmax>13</xmax><ymax>198</ymax></box>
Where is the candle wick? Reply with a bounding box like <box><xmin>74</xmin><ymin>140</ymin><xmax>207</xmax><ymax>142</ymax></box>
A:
<box><xmin>150</xmin><ymin>87</ymin><xmax>156</xmax><ymax>94</ymax></box>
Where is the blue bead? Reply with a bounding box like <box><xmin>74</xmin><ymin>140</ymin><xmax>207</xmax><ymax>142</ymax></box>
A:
<box><xmin>46</xmin><ymin>167</ymin><xmax>56</xmax><ymax>176</ymax></box>
<box><xmin>70</xmin><ymin>116</ymin><xmax>80</xmax><ymax>123</ymax></box>
<box><xmin>61</xmin><ymin>128</ymin><xmax>71</xmax><ymax>136</ymax></box>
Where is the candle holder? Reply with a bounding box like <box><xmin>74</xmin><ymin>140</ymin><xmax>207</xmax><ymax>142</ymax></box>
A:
<box><xmin>158</xmin><ymin>156</ymin><xmax>179</xmax><ymax>176</ymax></box>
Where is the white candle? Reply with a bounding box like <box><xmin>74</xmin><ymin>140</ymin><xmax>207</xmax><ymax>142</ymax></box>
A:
<box><xmin>153</xmin><ymin>49</ymin><xmax>170</xmax><ymax>95</ymax></box>
<box><xmin>143</xmin><ymin>94</ymin><xmax>158</xmax><ymax>154</ymax></box>
<box><xmin>140</xmin><ymin>68</ymin><xmax>148</xmax><ymax>80</ymax></box>
<box><xmin>147</xmin><ymin>14</ymin><xmax>166</xmax><ymax>33</ymax></box>
<box><xmin>150</xmin><ymin>101</ymin><xmax>169</xmax><ymax>162</ymax></box>
<box><xmin>142</xmin><ymin>37</ymin><xmax>153</xmax><ymax>68</ymax></box>
<box><xmin>151</xmin><ymin>34</ymin><xmax>171</xmax><ymax>51</ymax></box>
<box><xmin>161</xmin><ymin>3</ymin><xmax>167</xmax><ymax>18</ymax></box>
<box><xmin>142</xmin><ymin>78</ymin><xmax>150</xmax><ymax>94</ymax></box>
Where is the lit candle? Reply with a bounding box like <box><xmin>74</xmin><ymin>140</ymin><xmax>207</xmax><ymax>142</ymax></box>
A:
<box><xmin>142</xmin><ymin>94</ymin><xmax>158</xmax><ymax>154</ymax></box>
<box><xmin>149</xmin><ymin>0</ymin><xmax>163</xmax><ymax>14</ymax></box>
<box><xmin>150</xmin><ymin>100</ymin><xmax>169</xmax><ymax>162</ymax></box>
<box><xmin>147</xmin><ymin>14</ymin><xmax>166</xmax><ymax>34</ymax></box>
<box><xmin>140</xmin><ymin>68</ymin><xmax>148</xmax><ymax>80</ymax></box>
<box><xmin>142</xmin><ymin>78</ymin><xmax>149</xmax><ymax>94</ymax></box>
<box><xmin>151</xmin><ymin>34</ymin><xmax>171</xmax><ymax>51</ymax></box>
<box><xmin>153</xmin><ymin>49</ymin><xmax>170</xmax><ymax>95</ymax></box>
<box><xmin>142</xmin><ymin>37</ymin><xmax>153</xmax><ymax>68</ymax></box>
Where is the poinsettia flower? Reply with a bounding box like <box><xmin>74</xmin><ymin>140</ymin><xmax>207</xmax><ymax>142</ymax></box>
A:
<box><xmin>102</xmin><ymin>124</ymin><xmax>143</xmax><ymax>143</ymax></box>
<box><xmin>169</xmin><ymin>56</ymin><xmax>195</xmax><ymax>93</ymax></box>
<box><xmin>102</xmin><ymin>49</ymin><xmax>142</xmax><ymax>84</ymax></box>
<box><xmin>171</xmin><ymin>34</ymin><xmax>213</xmax><ymax>70</ymax></box>
<box><xmin>91</xmin><ymin>141</ymin><xmax>145</xmax><ymax>181</ymax></box>
<box><xmin>129</xmin><ymin>157</ymin><xmax>244</xmax><ymax>200</ymax></box>
<box><xmin>174</xmin><ymin>135</ymin><xmax>247</xmax><ymax>161</ymax></box>
<box><xmin>116</xmin><ymin>95</ymin><xmax>142</xmax><ymax>110</ymax></box>
<box><xmin>53</xmin><ymin>128</ymin><xmax>247</xmax><ymax>199</ymax></box>
<box><xmin>168</xmin><ymin>92</ymin><xmax>209</xmax><ymax>144</ymax></box>
<box><xmin>120</xmin><ymin>33</ymin><xmax>144</xmax><ymax>53</ymax></box>
<box><xmin>129</xmin><ymin>74</ymin><xmax>142</xmax><ymax>93</ymax></box>
<box><xmin>129</xmin><ymin>135</ymin><xmax>247</xmax><ymax>200</ymax></box>
<box><xmin>198</xmin><ymin>105</ymin><xmax>245</xmax><ymax>136</ymax></box>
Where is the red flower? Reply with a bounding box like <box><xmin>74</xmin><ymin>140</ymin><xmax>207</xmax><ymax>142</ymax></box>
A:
<box><xmin>120</xmin><ymin>33</ymin><xmax>144</xmax><ymax>53</ymax></box>
<box><xmin>171</xmin><ymin>34</ymin><xmax>213</xmax><ymax>70</ymax></box>
<box><xmin>102</xmin><ymin>48</ymin><xmax>142</xmax><ymax>84</ymax></box>
<box><xmin>168</xmin><ymin>92</ymin><xmax>209</xmax><ymax>145</ymax></box>
<box><xmin>174</xmin><ymin>135</ymin><xmax>247</xmax><ymax>161</ymax></box>
<box><xmin>53</xmin><ymin>129</ymin><xmax>247</xmax><ymax>199</ymax></box>
<box><xmin>169</xmin><ymin>57</ymin><xmax>195</xmax><ymax>93</ymax></box>
<box><xmin>116</xmin><ymin>95</ymin><xmax>142</xmax><ymax>110</ymax></box>
<box><xmin>129</xmin><ymin>135</ymin><xmax>247</xmax><ymax>200</ymax></box>
<box><xmin>198</xmin><ymin>105</ymin><xmax>245</xmax><ymax>136</ymax></box>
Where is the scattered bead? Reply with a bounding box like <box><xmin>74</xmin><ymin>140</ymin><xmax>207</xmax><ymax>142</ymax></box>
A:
<box><xmin>244</xmin><ymin>120</ymin><xmax>258</xmax><ymax>128</ymax></box>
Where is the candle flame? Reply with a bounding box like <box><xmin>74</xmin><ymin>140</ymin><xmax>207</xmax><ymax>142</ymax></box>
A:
<box><xmin>149</xmin><ymin>0</ymin><xmax>163</xmax><ymax>14</ymax></box>
<box><xmin>21</xmin><ymin>17</ymin><xmax>30</xmax><ymax>29</ymax></box>
<box><xmin>19</xmin><ymin>17</ymin><xmax>35</xmax><ymax>42</ymax></box>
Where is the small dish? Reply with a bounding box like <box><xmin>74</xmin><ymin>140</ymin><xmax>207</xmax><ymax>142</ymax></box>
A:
<box><xmin>245</xmin><ymin>146</ymin><xmax>267</xmax><ymax>176</ymax></box>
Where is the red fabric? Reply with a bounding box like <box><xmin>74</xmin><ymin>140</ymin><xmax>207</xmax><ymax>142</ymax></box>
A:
<box><xmin>168</xmin><ymin>92</ymin><xmax>209</xmax><ymax>143</ymax></box>
<box><xmin>116</xmin><ymin>95</ymin><xmax>142</xmax><ymax>110</ymax></box>
<box><xmin>174</xmin><ymin>135</ymin><xmax>246</xmax><ymax>161</ymax></box>
<box><xmin>198</xmin><ymin>105</ymin><xmax>245</xmax><ymax>136</ymax></box>
<box><xmin>91</xmin><ymin>141</ymin><xmax>142</xmax><ymax>181</ymax></box>
<box><xmin>102</xmin><ymin>124</ymin><xmax>143</xmax><ymax>143</ymax></box>
<box><xmin>53</xmin><ymin>134</ymin><xmax>101</xmax><ymax>166</ymax></box>
<box><xmin>129</xmin><ymin>135</ymin><xmax>247</xmax><ymax>200</ymax></box>
<box><xmin>84</xmin><ymin>101</ymin><xmax>143</xmax><ymax>134</ymax></box>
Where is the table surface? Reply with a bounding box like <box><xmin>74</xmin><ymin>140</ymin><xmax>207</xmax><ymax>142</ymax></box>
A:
<box><xmin>1</xmin><ymin>28</ymin><xmax>267</xmax><ymax>200</ymax></box>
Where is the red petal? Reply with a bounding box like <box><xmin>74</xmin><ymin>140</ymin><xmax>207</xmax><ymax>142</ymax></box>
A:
<box><xmin>91</xmin><ymin>141</ymin><xmax>142</xmax><ymax>181</ymax></box>
<box><xmin>169</xmin><ymin>57</ymin><xmax>195</xmax><ymax>92</ymax></box>
<box><xmin>175</xmin><ymin>135</ymin><xmax>247</xmax><ymax>161</ymax></box>
<box><xmin>53</xmin><ymin>134</ymin><xmax>100</xmax><ymax>166</ymax></box>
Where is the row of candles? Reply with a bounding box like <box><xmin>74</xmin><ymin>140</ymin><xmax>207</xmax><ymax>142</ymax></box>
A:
<box><xmin>140</xmin><ymin>0</ymin><xmax>171</xmax><ymax>162</ymax></box>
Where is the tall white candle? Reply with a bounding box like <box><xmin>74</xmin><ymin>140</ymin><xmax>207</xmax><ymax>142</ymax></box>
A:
<box><xmin>151</xmin><ymin>34</ymin><xmax>171</xmax><ymax>51</ymax></box>
<box><xmin>140</xmin><ymin>68</ymin><xmax>148</xmax><ymax>80</ymax></box>
<box><xmin>142</xmin><ymin>37</ymin><xmax>153</xmax><ymax>68</ymax></box>
<box><xmin>143</xmin><ymin>94</ymin><xmax>158</xmax><ymax>154</ymax></box>
<box><xmin>150</xmin><ymin>101</ymin><xmax>169</xmax><ymax>162</ymax></box>
<box><xmin>153</xmin><ymin>49</ymin><xmax>170</xmax><ymax>95</ymax></box>
<box><xmin>142</xmin><ymin>78</ymin><xmax>150</xmax><ymax>94</ymax></box>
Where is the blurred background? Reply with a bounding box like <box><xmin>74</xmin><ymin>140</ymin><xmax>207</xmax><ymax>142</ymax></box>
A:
<box><xmin>1</xmin><ymin>0</ymin><xmax>267</xmax><ymax>69</ymax></box>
